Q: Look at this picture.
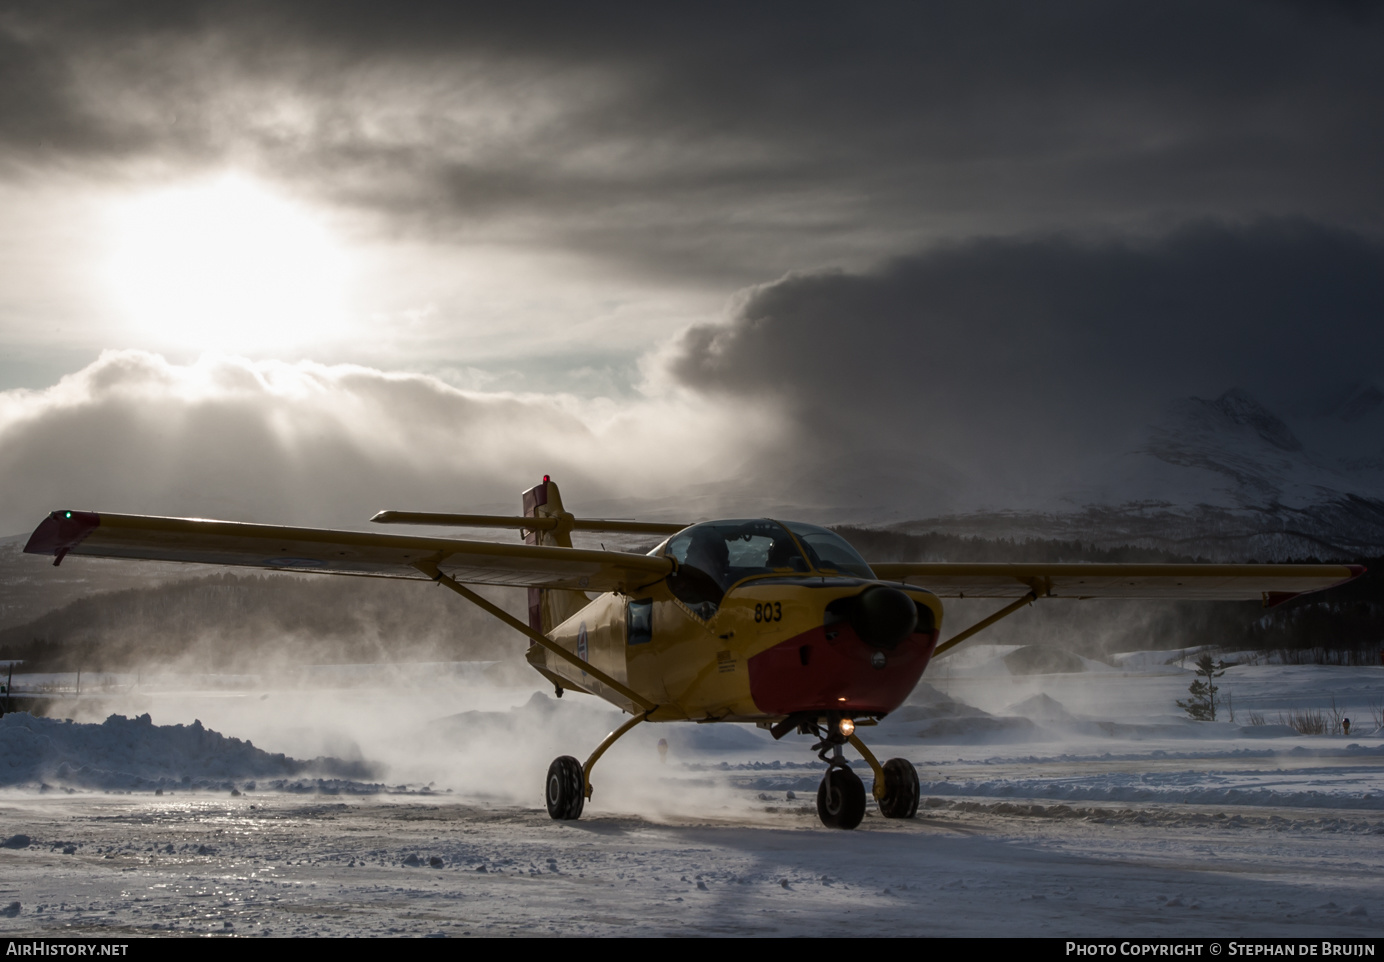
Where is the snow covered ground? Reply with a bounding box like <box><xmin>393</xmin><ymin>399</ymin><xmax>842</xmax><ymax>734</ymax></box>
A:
<box><xmin>1</xmin><ymin>647</ymin><xmax>1382</xmax><ymax>937</ymax></box>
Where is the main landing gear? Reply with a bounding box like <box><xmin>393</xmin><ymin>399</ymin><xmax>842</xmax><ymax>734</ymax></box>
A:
<box><xmin>544</xmin><ymin>711</ymin><xmax>919</xmax><ymax>830</ymax></box>
<box><xmin>803</xmin><ymin>717</ymin><xmax>919</xmax><ymax>830</ymax></box>
<box><xmin>545</xmin><ymin>756</ymin><xmax>585</xmax><ymax>820</ymax></box>
<box><xmin>545</xmin><ymin>711</ymin><xmax>650</xmax><ymax>821</ymax></box>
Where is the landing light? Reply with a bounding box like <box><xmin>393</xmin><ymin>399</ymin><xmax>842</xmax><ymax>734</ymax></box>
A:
<box><xmin>838</xmin><ymin>718</ymin><xmax>855</xmax><ymax>737</ymax></box>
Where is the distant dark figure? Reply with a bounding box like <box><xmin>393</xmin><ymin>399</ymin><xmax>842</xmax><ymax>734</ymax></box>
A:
<box><xmin>685</xmin><ymin>527</ymin><xmax>729</xmax><ymax>586</ymax></box>
<box><xmin>1342</xmin><ymin>718</ymin><xmax>1351</xmax><ymax>736</ymax></box>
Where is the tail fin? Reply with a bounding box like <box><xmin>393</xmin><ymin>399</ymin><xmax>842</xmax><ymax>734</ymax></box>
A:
<box><xmin>523</xmin><ymin>477</ymin><xmax>591</xmax><ymax>634</ymax></box>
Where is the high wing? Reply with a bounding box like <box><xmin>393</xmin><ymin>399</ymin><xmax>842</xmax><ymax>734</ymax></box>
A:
<box><xmin>24</xmin><ymin>510</ymin><xmax>673</xmax><ymax>593</ymax></box>
<box><xmin>869</xmin><ymin>562</ymin><xmax>1365</xmax><ymax>607</ymax></box>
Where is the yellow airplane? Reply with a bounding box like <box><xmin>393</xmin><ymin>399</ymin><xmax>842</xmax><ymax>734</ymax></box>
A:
<box><xmin>23</xmin><ymin>477</ymin><xmax>1365</xmax><ymax>829</ymax></box>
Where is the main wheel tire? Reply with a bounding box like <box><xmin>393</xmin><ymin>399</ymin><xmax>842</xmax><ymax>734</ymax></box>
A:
<box><xmin>545</xmin><ymin>755</ymin><xmax>585</xmax><ymax>820</ymax></box>
<box><xmin>878</xmin><ymin>757</ymin><xmax>920</xmax><ymax>819</ymax></box>
<box><xmin>816</xmin><ymin>766</ymin><xmax>866</xmax><ymax>830</ymax></box>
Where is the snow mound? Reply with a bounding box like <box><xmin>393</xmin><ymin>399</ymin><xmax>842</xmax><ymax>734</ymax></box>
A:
<box><xmin>1109</xmin><ymin>649</ymin><xmax>1206</xmax><ymax>673</ymax></box>
<box><xmin>0</xmin><ymin>712</ymin><xmax>379</xmax><ymax>791</ymax></box>
<box><xmin>910</xmin><ymin>715</ymin><xmax>1044</xmax><ymax>743</ymax></box>
<box><xmin>667</xmin><ymin>724</ymin><xmax>775</xmax><ymax>752</ymax></box>
<box><xmin>898</xmin><ymin>682</ymin><xmax>989</xmax><ymax>718</ymax></box>
<box><xmin>1007</xmin><ymin>693</ymin><xmax>1075</xmax><ymax>722</ymax></box>
<box><xmin>877</xmin><ymin>684</ymin><xmax>1043</xmax><ymax>742</ymax></box>
<box><xmin>1004</xmin><ymin>646</ymin><xmax>1113</xmax><ymax>675</ymax></box>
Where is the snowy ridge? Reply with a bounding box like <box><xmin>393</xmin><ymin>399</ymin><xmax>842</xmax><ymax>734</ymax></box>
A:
<box><xmin>888</xmin><ymin>387</ymin><xmax>1384</xmax><ymax>558</ymax></box>
<box><xmin>0</xmin><ymin>712</ymin><xmax>379</xmax><ymax>792</ymax></box>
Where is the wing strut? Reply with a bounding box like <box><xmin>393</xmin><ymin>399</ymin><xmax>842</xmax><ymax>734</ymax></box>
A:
<box><xmin>582</xmin><ymin>711</ymin><xmax>651</xmax><ymax>800</ymax></box>
<box><xmin>932</xmin><ymin>591</ymin><xmax>1039</xmax><ymax>659</ymax></box>
<box><xmin>412</xmin><ymin>561</ymin><xmax>658</xmax><ymax>713</ymax></box>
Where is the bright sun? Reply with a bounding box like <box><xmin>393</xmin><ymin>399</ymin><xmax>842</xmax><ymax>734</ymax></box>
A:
<box><xmin>107</xmin><ymin>175</ymin><xmax>347</xmax><ymax>351</ymax></box>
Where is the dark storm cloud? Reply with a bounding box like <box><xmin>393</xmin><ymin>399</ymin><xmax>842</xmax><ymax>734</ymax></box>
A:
<box><xmin>665</xmin><ymin>219</ymin><xmax>1384</xmax><ymax>484</ymax></box>
<box><xmin>2</xmin><ymin>2</ymin><xmax>1382</xmax><ymax>281</ymax></box>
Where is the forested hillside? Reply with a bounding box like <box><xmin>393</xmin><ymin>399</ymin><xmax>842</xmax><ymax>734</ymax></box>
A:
<box><xmin>837</xmin><ymin>528</ymin><xmax>1382</xmax><ymax>660</ymax></box>
<box><xmin>0</xmin><ymin>572</ymin><xmax>525</xmax><ymax>670</ymax></box>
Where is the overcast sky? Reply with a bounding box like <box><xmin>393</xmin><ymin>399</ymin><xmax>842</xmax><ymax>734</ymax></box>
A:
<box><xmin>1</xmin><ymin>1</ymin><xmax>1381</xmax><ymax>533</ymax></box>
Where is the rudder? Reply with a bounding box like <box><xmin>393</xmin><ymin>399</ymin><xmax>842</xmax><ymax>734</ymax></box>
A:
<box><xmin>522</xmin><ymin>476</ymin><xmax>591</xmax><ymax>635</ymax></box>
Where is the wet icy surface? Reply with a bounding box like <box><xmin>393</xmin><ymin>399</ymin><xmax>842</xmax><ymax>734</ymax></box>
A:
<box><xmin>0</xmin><ymin>791</ymin><xmax>1381</xmax><ymax>937</ymax></box>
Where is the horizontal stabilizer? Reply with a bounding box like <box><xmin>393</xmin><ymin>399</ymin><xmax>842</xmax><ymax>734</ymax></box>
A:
<box><xmin>371</xmin><ymin>510</ymin><xmax>687</xmax><ymax>536</ymax></box>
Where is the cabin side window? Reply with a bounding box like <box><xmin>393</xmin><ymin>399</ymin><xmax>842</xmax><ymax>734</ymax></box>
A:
<box><xmin>628</xmin><ymin>599</ymin><xmax>653</xmax><ymax>645</ymax></box>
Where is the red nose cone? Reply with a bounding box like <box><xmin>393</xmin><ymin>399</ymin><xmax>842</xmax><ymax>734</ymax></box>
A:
<box><xmin>747</xmin><ymin>623</ymin><xmax>938</xmax><ymax>716</ymax></box>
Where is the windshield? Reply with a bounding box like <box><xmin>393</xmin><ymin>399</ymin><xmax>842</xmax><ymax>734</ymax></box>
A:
<box><xmin>666</xmin><ymin>519</ymin><xmax>876</xmax><ymax>588</ymax></box>
<box><xmin>666</xmin><ymin>519</ymin><xmax>810</xmax><ymax>593</ymax></box>
<box><xmin>780</xmin><ymin>521</ymin><xmax>876</xmax><ymax>579</ymax></box>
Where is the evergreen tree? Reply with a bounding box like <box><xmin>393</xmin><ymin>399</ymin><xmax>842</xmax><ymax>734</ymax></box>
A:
<box><xmin>1177</xmin><ymin>653</ymin><xmax>1227</xmax><ymax>721</ymax></box>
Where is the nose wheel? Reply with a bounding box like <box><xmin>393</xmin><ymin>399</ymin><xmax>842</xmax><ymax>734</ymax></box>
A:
<box><xmin>816</xmin><ymin>766</ymin><xmax>866</xmax><ymax>829</ymax></box>
<box><xmin>785</xmin><ymin>715</ymin><xmax>920</xmax><ymax>829</ymax></box>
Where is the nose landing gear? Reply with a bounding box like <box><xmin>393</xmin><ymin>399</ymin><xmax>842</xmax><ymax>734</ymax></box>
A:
<box><xmin>800</xmin><ymin>717</ymin><xmax>919</xmax><ymax>829</ymax></box>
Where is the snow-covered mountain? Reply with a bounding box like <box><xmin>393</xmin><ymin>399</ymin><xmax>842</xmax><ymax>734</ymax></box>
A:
<box><xmin>894</xmin><ymin>386</ymin><xmax>1384</xmax><ymax>560</ymax></box>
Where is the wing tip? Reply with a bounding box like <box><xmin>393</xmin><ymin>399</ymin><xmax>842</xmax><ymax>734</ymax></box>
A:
<box><xmin>1265</xmin><ymin>564</ymin><xmax>1368</xmax><ymax>608</ymax></box>
<box><xmin>24</xmin><ymin>510</ymin><xmax>101</xmax><ymax>561</ymax></box>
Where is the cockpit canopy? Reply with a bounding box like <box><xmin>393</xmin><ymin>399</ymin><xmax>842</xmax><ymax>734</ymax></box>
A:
<box><xmin>662</xmin><ymin>519</ymin><xmax>876</xmax><ymax>617</ymax></box>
